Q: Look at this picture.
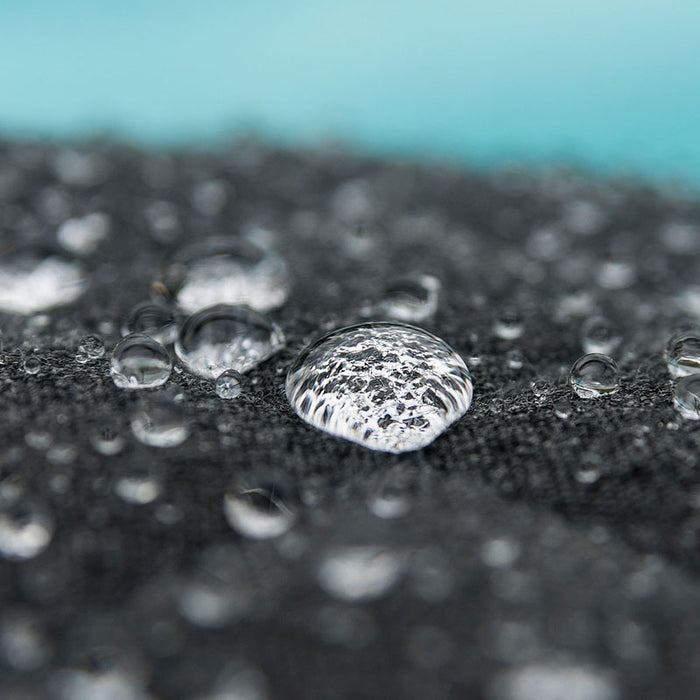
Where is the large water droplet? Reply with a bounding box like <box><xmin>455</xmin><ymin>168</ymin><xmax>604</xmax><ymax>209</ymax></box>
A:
<box><xmin>175</xmin><ymin>305</ymin><xmax>284</xmax><ymax>380</ymax></box>
<box><xmin>673</xmin><ymin>375</ymin><xmax>700</xmax><ymax>420</ymax></box>
<box><xmin>122</xmin><ymin>302</ymin><xmax>178</xmax><ymax>345</ymax></box>
<box><xmin>665</xmin><ymin>331</ymin><xmax>700</xmax><ymax>378</ymax></box>
<box><xmin>152</xmin><ymin>237</ymin><xmax>289</xmax><ymax>313</ymax></box>
<box><xmin>379</xmin><ymin>274</ymin><xmax>440</xmax><ymax>323</ymax></box>
<box><xmin>569</xmin><ymin>353</ymin><xmax>620</xmax><ymax>398</ymax></box>
<box><xmin>287</xmin><ymin>323</ymin><xmax>473</xmax><ymax>453</ymax></box>
<box><xmin>0</xmin><ymin>487</ymin><xmax>54</xmax><ymax>560</ymax></box>
<box><xmin>110</xmin><ymin>334</ymin><xmax>172</xmax><ymax>390</ymax></box>
<box><xmin>0</xmin><ymin>247</ymin><xmax>86</xmax><ymax>315</ymax></box>
<box><xmin>130</xmin><ymin>393</ymin><xmax>189</xmax><ymax>448</ymax></box>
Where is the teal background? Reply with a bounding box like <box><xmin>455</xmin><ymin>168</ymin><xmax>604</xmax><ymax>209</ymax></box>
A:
<box><xmin>1</xmin><ymin>1</ymin><xmax>699</xmax><ymax>183</ymax></box>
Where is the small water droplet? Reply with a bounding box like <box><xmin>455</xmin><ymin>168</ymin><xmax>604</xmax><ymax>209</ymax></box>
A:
<box><xmin>110</xmin><ymin>334</ymin><xmax>172</xmax><ymax>390</ymax></box>
<box><xmin>175</xmin><ymin>304</ymin><xmax>284</xmax><ymax>380</ymax></box>
<box><xmin>379</xmin><ymin>274</ymin><xmax>440</xmax><ymax>323</ymax></box>
<box><xmin>0</xmin><ymin>247</ymin><xmax>86</xmax><ymax>315</ymax></box>
<box><xmin>78</xmin><ymin>333</ymin><xmax>105</xmax><ymax>359</ymax></box>
<box><xmin>23</xmin><ymin>355</ymin><xmax>41</xmax><ymax>375</ymax></box>
<box><xmin>569</xmin><ymin>353</ymin><xmax>620</xmax><ymax>398</ymax></box>
<box><xmin>494</xmin><ymin>309</ymin><xmax>524</xmax><ymax>340</ymax></box>
<box><xmin>286</xmin><ymin>322</ymin><xmax>473</xmax><ymax>453</ymax></box>
<box><xmin>57</xmin><ymin>212</ymin><xmax>110</xmax><ymax>255</ymax></box>
<box><xmin>0</xmin><ymin>487</ymin><xmax>54</xmax><ymax>560</ymax></box>
<box><xmin>215</xmin><ymin>369</ymin><xmax>243</xmax><ymax>399</ymax></box>
<box><xmin>115</xmin><ymin>474</ymin><xmax>161</xmax><ymax>505</ymax></box>
<box><xmin>122</xmin><ymin>301</ymin><xmax>178</xmax><ymax>345</ymax></box>
<box><xmin>597</xmin><ymin>259</ymin><xmax>636</xmax><ymax>290</ymax></box>
<box><xmin>191</xmin><ymin>179</ymin><xmax>228</xmax><ymax>216</ymax></box>
<box><xmin>665</xmin><ymin>331</ymin><xmax>700</xmax><ymax>378</ymax></box>
<box><xmin>152</xmin><ymin>237</ymin><xmax>289</xmax><ymax>313</ymax></box>
<box><xmin>90</xmin><ymin>425</ymin><xmax>126</xmax><ymax>456</ymax></box>
<box><xmin>581</xmin><ymin>316</ymin><xmax>621</xmax><ymax>355</ymax></box>
<box><xmin>145</xmin><ymin>200</ymin><xmax>180</xmax><ymax>242</ymax></box>
<box><xmin>575</xmin><ymin>467</ymin><xmax>601</xmax><ymax>484</ymax></box>
<box><xmin>223</xmin><ymin>477</ymin><xmax>297</xmax><ymax>539</ymax></box>
<box><xmin>130</xmin><ymin>393</ymin><xmax>189</xmax><ymax>448</ymax></box>
<box><xmin>673</xmin><ymin>375</ymin><xmax>700</xmax><ymax>420</ymax></box>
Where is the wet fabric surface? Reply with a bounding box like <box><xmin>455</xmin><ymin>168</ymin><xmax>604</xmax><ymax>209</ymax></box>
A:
<box><xmin>0</xmin><ymin>140</ymin><xmax>700</xmax><ymax>699</ymax></box>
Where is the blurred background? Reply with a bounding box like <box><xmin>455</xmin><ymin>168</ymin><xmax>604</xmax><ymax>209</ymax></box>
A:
<box><xmin>1</xmin><ymin>0</ymin><xmax>699</xmax><ymax>184</ymax></box>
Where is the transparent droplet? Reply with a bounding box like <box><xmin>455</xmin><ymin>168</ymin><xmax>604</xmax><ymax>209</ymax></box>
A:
<box><xmin>316</xmin><ymin>546</ymin><xmax>406</xmax><ymax>602</ymax></box>
<box><xmin>552</xmin><ymin>397</ymin><xmax>572</xmax><ymax>419</ymax></box>
<box><xmin>115</xmin><ymin>474</ymin><xmax>161</xmax><ymax>505</ymax></box>
<box><xmin>130</xmin><ymin>394</ymin><xmax>189</xmax><ymax>448</ymax></box>
<box><xmin>379</xmin><ymin>274</ymin><xmax>440</xmax><ymax>323</ymax></box>
<box><xmin>366</xmin><ymin>466</ymin><xmax>413</xmax><ymax>519</ymax></box>
<box><xmin>569</xmin><ymin>353</ymin><xmax>620</xmax><ymax>398</ymax></box>
<box><xmin>494</xmin><ymin>310</ymin><xmax>524</xmax><ymax>340</ymax></box>
<box><xmin>0</xmin><ymin>488</ymin><xmax>54</xmax><ymax>561</ymax></box>
<box><xmin>23</xmin><ymin>355</ymin><xmax>41</xmax><ymax>375</ymax></box>
<box><xmin>145</xmin><ymin>200</ymin><xmax>180</xmax><ymax>242</ymax></box>
<box><xmin>581</xmin><ymin>316</ymin><xmax>621</xmax><ymax>355</ymax></box>
<box><xmin>110</xmin><ymin>333</ymin><xmax>172</xmax><ymax>390</ymax></box>
<box><xmin>152</xmin><ymin>237</ymin><xmax>289</xmax><ymax>313</ymax></box>
<box><xmin>89</xmin><ymin>425</ymin><xmax>126</xmax><ymax>456</ymax></box>
<box><xmin>215</xmin><ymin>369</ymin><xmax>243</xmax><ymax>399</ymax></box>
<box><xmin>0</xmin><ymin>247</ymin><xmax>86</xmax><ymax>315</ymax></box>
<box><xmin>122</xmin><ymin>301</ymin><xmax>178</xmax><ymax>345</ymax></box>
<box><xmin>665</xmin><ymin>331</ymin><xmax>700</xmax><ymax>378</ymax></box>
<box><xmin>78</xmin><ymin>333</ymin><xmax>105</xmax><ymax>359</ymax></box>
<box><xmin>191</xmin><ymin>179</ymin><xmax>228</xmax><ymax>216</ymax></box>
<box><xmin>175</xmin><ymin>305</ymin><xmax>284</xmax><ymax>380</ymax></box>
<box><xmin>223</xmin><ymin>477</ymin><xmax>297</xmax><ymax>539</ymax></box>
<box><xmin>673</xmin><ymin>375</ymin><xmax>700</xmax><ymax>420</ymax></box>
<box><xmin>597</xmin><ymin>259</ymin><xmax>636</xmax><ymax>290</ymax></box>
<box><xmin>56</xmin><ymin>213</ymin><xmax>110</xmax><ymax>255</ymax></box>
<box><xmin>286</xmin><ymin>322</ymin><xmax>473</xmax><ymax>453</ymax></box>
<box><xmin>0</xmin><ymin>609</ymin><xmax>50</xmax><ymax>671</ymax></box>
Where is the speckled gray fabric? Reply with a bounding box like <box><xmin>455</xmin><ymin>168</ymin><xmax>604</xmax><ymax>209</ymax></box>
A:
<box><xmin>0</xmin><ymin>140</ymin><xmax>700</xmax><ymax>699</ymax></box>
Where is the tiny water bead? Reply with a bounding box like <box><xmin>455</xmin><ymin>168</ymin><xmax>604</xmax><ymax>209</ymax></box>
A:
<box><xmin>569</xmin><ymin>353</ymin><xmax>620</xmax><ymax>399</ymax></box>
<box><xmin>130</xmin><ymin>394</ymin><xmax>189</xmax><ymax>448</ymax></box>
<box><xmin>673</xmin><ymin>375</ymin><xmax>700</xmax><ymax>420</ymax></box>
<box><xmin>114</xmin><ymin>474</ymin><xmax>161</xmax><ymax>505</ymax></box>
<box><xmin>493</xmin><ymin>310</ymin><xmax>524</xmax><ymax>340</ymax></box>
<box><xmin>56</xmin><ymin>212</ymin><xmax>110</xmax><ymax>256</ymax></box>
<box><xmin>23</xmin><ymin>355</ymin><xmax>41</xmax><ymax>375</ymax></box>
<box><xmin>0</xmin><ymin>247</ymin><xmax>86</xmax><ymax>315</ymax></box>
<box><xmin>379</xmin><ymin>274</ymin><xmax>440</xmax><ymax>323</ymax></box>
<box><xmin>110</xmin><ymin>334</ymin><xmax>172</xmax><ymax>390</ymax></box>
<box><xmin>581</xmin><ymin>316</ymin><xmax>621</xmax><ymax>355</ymax></box>
<box><xmin>0</xmin><ymin>487</ymin><xmax>54</xmax><ymax>561</ymax></box>
<box><xmin>286</xmin><ymin>322</ymin><xmax>473</xmax><ymax>453</ymax></box>
<box><xmin>77</xmin><ymin>334</ymin><xmax>105</xmax><ymax>360</ymax></box>
<box><xmin>152</xmin><ymin>237</ymin><xmax>289</xmax><ymax>313</ymax></box>
<box><xmin>665</xmin><ymin>331</ymin><xmax>700</xmax><ymax>378</ymax></box>
<box><xmin>223</xmin><ymin>478</ymin><xmax>297</xmax><ymax>539</ymax></box>
<box><xmin>215</xmin><ymin>370</ymin><xmax>243</xmax><ymax>399</ymax></box>
<box><xmin>175</xmin><ymin>305</ymin><xmax>284</xmax><ymax>380</ymax></box>
<box><xmin>122</xmin><ymin>301</ymin><xmax>178</xmax><ymax>345</ymax></box>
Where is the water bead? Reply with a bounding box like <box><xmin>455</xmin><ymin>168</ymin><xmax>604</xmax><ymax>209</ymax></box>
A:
<box><xmin>0</xmin><ymin>488</ymin><xmax>54</xmax><ymax>561</ymax></box>
<box><xmin>110</xmin><ymin>334</ymin><xmax>172</xmax><ymax>390</ymax></box>
<box><xmin>665</xmin><ymin>331</ymin><xmax>700</xmax><ymax>378</ymax></box>
<box><xmin>286</xmin><ymin>322</ymin><xmax>473</xmax><ymax>453</ymax></box>
<box><xmin>673</xmin><ymin>375</ymin><xmax>700</xmax><ymax>420</ymax></box>
<box><xmin>493</xmin><ymin>310</ymin><xmax>524</xmax><ymax>340</ymax></box>
<box><xmin>379</xmin><ymin>274</ymin><xmax>440</xmax><ymax>323</ymax></box>
<box><xmin>152</xmin><ymin>237</ymin><xmax>289</xmax><ymax>313</ymax></box>
<box><xmin>0</xmin><ymin>247</ymin><xmax>86</xmax><ymax>315</ymax></box>
<box><xmin>175</xmin><ymin>305</ymin><xmax>284</xmax><ymax>380</ymax></box>
<box><xmin>78</xmin><ymin>333</ymin><xmax>105</xmax><ymax>359</ymax></box>
<box><xmin>215</xmin><ymin>369</ymin><xmax>243</xmax><ymax>399</ymax></box>
<box><xmin>122</xmin><ymin>301</ymin><xmax>178</xmax><ymax>345</ymax></box>
<box><xmin>115</xmin><ymin>474</ymin><xmax>161</xmax><ymax>505</ymax></box>
<box><xmin>130</xmin><ymin>394</ymin><xmax>189</xmax><ymax>448</ymax></box>
<box><xmin>23</xmin><ymin>355</ymin><xmax>41</xmax><ymax>375</ymax></box>
<box><xmin>581</xmin><ymin>316</ymin><xmax>621</xmax><ymax>355</ymax></box>
<box><xmin>569</xmin><ymin>353</ymin><xmax>620</xmax><ymax>399</ymax></box>
<box><xmin>223</xmin><ymin>478</ymin><xmax>297</xmax><ymax>539</ymax></box>
<box><xmin>56</xmin><ymin>213</ymin><xmax>110</xmax><ymax>256</ymax></box>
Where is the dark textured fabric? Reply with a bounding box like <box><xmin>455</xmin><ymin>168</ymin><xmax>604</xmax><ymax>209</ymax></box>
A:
<box><xmin>0</xmin><ymin>140</ymin><xmax>700</xmax><ymax>699</ymax></box>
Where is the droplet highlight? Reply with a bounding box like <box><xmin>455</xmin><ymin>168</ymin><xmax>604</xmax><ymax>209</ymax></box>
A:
<box><xmin>673</xmin><ymin>375</ymin><xmax>700</xmax><ymax>420</ymax></box>
<box><xmin>665</xmin><ymin>331</ymin><xmax>700</xmax><ymax>378</ymax></box>
<box><xmin>110</xmin><ymin>334</ymin><xmax>172</xmax><ymax>390</ymax></box>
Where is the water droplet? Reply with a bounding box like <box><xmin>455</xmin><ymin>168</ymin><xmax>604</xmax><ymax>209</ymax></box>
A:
<box><xmin>581</xmin><ymin>316</ymin><xmax>621</xmax><ymax>355</ymax></box>
<box><xmin>481</xmin><ymin>538</ymin><xmax>521</xmax><ymax>568</ymax></box>
<box><xmin>569</xmin><ymin>353</ymin><xmax>620</xmax><ymax>398</ymax></box>
<box><xmin>379</xmin><ymin>274</ymin><xmax>440</xmax><ymax>323</ymax></box>
<box><xmin>215</xmin><ymin>369</ymin><xmax>243</xmax><ymax>399</ymax></box>
<box><xmin>122</xmin><ymin>301</ymin><xmax>178</xmax><ymax>345</ymax></box>
<box><xmin>152</xmin><ymin>237</ymin><xmax>289</xmax><ymax>313</ymax></box>
<box><xmin>56</xmin><ymin>213</ymin><xmax>110</xmax><ymax>255</ymax></box>
<box><xmin>130</xmin><ymin>393</ymin><xmax>189</xmax><ymax>448</ymax></box>
<box><xmin>0</xmin><ymin>487</ymin><xmax>54</xmax><ymax>560</ymax></box>
<box><xmin>115</xmin><ymin>474</ymin><xmax>161</xmax><ymax>505</ymax></box>
<box><xmin>110</xmin><ymin>334</ymin><xmax>172</xmax><ymax>390</ymax></box>
<box><xmin>575</xmin><ymin>467</ymin><xmax>601</xmax><ymax>484</ymax></box>
<box><xmin>89</xmin><ymin>425</ymin><xmax>126</xmax><ymax>456</ymax></box>
<box><xmin>494</xmin><ymin>310</ymin><xmax>524</xmax><ymax>340</ymax></box>
<box><xmin>0</xmin><ymin>610</ymin><xmax>50</xmax><ymax>671</ymax></box>
<box><xmin>0</xmin><ymin>247</ymin><xmax>86</xmax><ymax>315</ymax></box>
<box><xmin>145</xmin><ymin>200</ymin><xmax>180</xmax><ymax>242</ymax></box>
<box><xmin>78</xmin><ymin>333</ymin><xmax>105</xmax><ymax>359</ymax></box>
<box><xmin>23</xmin><ymin>355</ymin><xmax>41</xmax><ymax>375</ymax></box>
<box><xmin>665</xmin><ymin>331</ymin><xmax>700</xmax><ymax>378</ymax></box>
<box><xmin>286</xmin><ymin>322</ymin><xmax>473</xmax><ymax>453</ymax></box>
<box><xmin>317</xmin><ymin>546</ymin><xmax>406</xmax><ymax>602</ymax></box>
<box><xmin>175</xmin><ymin>305</ymin><xmax>284</xmax><ymax>380</ymax></box>
<box><xmin>223</xmin><ymin>477</ymin><xmax>297</xmax><ymax>539</ymax></box>
<box><xmin>673</xmin><ymin>375</ymin><xmax>700</xmax><ymax>420</ymax></box>
<box><xmin>597</xmin><ymin>259</ymin><xmax>636</xmax><ymax>290</ymax></box>
<box><xmin>191</xmin><ymin>179</ymin><xmax>228</xmax><ymax>216</ymax></box>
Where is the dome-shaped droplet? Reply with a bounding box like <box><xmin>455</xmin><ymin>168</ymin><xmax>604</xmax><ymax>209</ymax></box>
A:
<box><xmin>581</xmin><ymin>316</ymin><xmax>621</xmax><ymax>355</ymax></box>
<box><xmin>23</xmin><ymin>355</ymin><xmax>41</xmax><ymax>375</ymax></box>
<box><xmin>0</xmin><ymin>487</ymin><xmax>54</xmax><ymax>560</ymax></box>
<box><xmin>122</xmin><ymin>302</ymin><xmax>178</xmax><ymax>345</ymax></box>
<box><xmin>286</xmin><ymin>322</ymin><xmax>473</xmax><ymax>453</ymax></box>
<box><xmin>665</xmin><ymin>331</ymin><xmax>700</xmax><ymax>378</ymax></box>
<box><xmin>56</xmin><ymin>213</ymin><xmax>110</xmax><ymax>256</ymax></box>
<box><xmin>77</xmin><ymin>333</ymin><xmax>105</xmax><ymax>359</ymax></box>
<box><xmin>215</xmin><ymin>369</ymin><xmax>243</xmax><ymax>399</ymax></box>
<box><xmin>110</xmin><ymin>334</ymin><xmax>172</xmax><ymax>390</ymax></box>
<box><xmin>223</xmin><ymin>477</ymin><xmax>297</xmax><ymax>539</ymax></box>
<box><xmin>673</xmin><ymin>375</ymin><xmax>700</xmax><ymax>420</ymax></box>
<box><xmin>175</xmin><ymin>305</ymin><xmax>284</xmax><ymax>380</ymax></box>
<box><xmin>130</xmin><ymin>394</ymin><xmax>189</xmax><ymax>448</ymax></box>
<box><xmin>569</xmin><ymin>353</ymin><xmax>620</xmax><ymax>398</ymax></box>
<box><xmin>152</xmin><ymin>237</ymin><xmax>289</xmax><ymax>313</ymax></box>
<box><xmin>0</xmin><ymin>247</ymin><xmax>86</xmax><ymax>315</ymax></box>
<box><xmin>493</xmin><ymin>309</ymin><xmax>524</xmax><ymax>340</ymax></box>
<box><xmin>379</xmin><ymin>274</ymin><xmax>440</xmax><ymax>323</ymax></box>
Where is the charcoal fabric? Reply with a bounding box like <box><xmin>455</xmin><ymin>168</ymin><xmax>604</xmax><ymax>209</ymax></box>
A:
<box><xmin>1</xmin><ymin>140</ymin><xmax>700</xmax><ymax>699</ymax></box>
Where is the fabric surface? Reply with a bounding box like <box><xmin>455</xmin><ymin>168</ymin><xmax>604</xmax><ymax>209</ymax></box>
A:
<box><xmin>0</xmin><ymin>140</ymin><xmax>699</xmax><ymax>699</ymax></box>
